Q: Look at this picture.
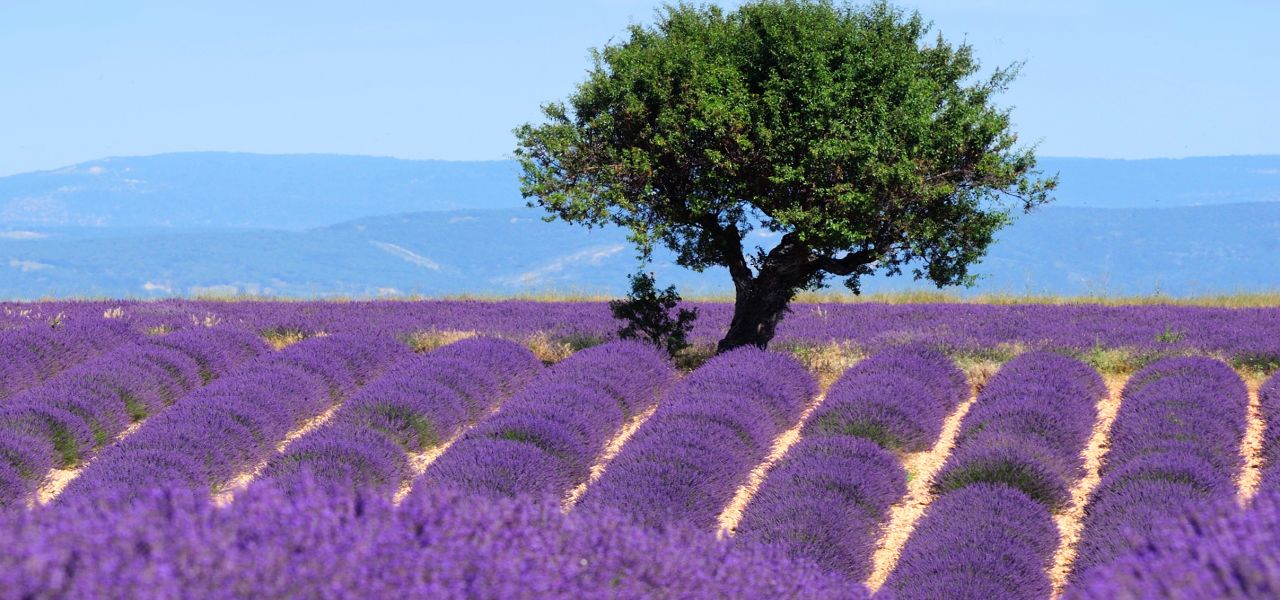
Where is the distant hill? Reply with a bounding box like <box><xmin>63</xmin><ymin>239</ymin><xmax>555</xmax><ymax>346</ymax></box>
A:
<box><xmin>983</xmin><ymin>202</ymin><xmax>1280</xmax><ymax>295</ymax></box>
<box><xmin>2</xmin><ymin>153</ymin><xmax>1280</xmax><ymax>231</ymax></box>
<box><xmin>0</xmin><ymin>153</ymin><xmax>525</xmax><ymax>229</ymax></box>
<box><xmin>1038</xmin><ymin>155</ymin><xmax>1280</xmax><ymax>208</ymax></box>
<box><xmin>2</xmin><ymin>152</ymin><xmax>1279</xmax><ymax>298</ymax></box>
<box><xmin>3</xmin><ymin>203</ymin><xmax>1278</xmax><ymax>299</ymax></box>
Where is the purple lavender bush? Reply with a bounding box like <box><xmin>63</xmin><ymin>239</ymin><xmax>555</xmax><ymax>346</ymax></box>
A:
<box><xmin>576</xmin><ymin>347</ymin><xmax>814</xmax><ymax>530</ymax></box>
<box><xmin>805</xmin><ymin>345</ymin><xmax>968</xmax><ymax>453</ymax></box>
<box><xmin>416</xmin><ymin>340</ymin><xmax>674</xmax><ymax>500</ymax></box>
<box><xmin>882</xmin><ymin>483</ymin><xmax>1058</xmax><ymax>600</ymax></box>
<box><xmin>1065</xmin><ymin>488</ymin><xmax>1280</xmax><ymax>599</ymax></box>
<box><xmin>0</xmin><ymin>473</ymin><xmax>868</xmax><ymax>599</ymax></box>
<box><xmin>958</xmin><ymin>352</ymin><xmax>1104</xmax><ymax>472</ymax></box>
<box><xmin>1104</xmin><ymin>357</ymin><xmax>1247</xmax><ymax>476</ymax></box>
<box><xmin>932</xmin><ymin>431</ymin><xmax>1075</xmax><ymax>509</ymax></box>
<box><xmin>735</xmin><ymin>436</ymin><xmax>905</xmax><ymax>579</ymax></box>
<box><xmin>932</xmin><ymin>351</ymin><xmax>1103</xmax><ymax>510</ymax></box>
<box><xmin>1072</xmin><ymin>356</ymin><xmax>1248</xmax><ymax>579</ymax></box>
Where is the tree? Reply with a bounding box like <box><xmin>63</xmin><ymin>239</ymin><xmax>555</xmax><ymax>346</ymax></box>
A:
<box><xmin>515</xmin><ymin>0</ymin><xmax>1056</xmax><ymax>353</ymax></box>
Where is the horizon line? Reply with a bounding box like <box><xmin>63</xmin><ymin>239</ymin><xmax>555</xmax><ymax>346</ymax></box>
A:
<box><xmin>5</xmin><ymin>150</ymin><xmax>1280</xmax><ymax>178</ymax></box>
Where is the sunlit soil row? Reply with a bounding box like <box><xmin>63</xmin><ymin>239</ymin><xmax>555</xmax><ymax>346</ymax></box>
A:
<box><xmin>34</xmin><ymin>421</ymin><xmax>145</xmax><ymax>506</ymax></box>
<box><xmin>1046</xmin><ymin>376</ymin><xmax>1127</xmax><ymax>596</ymax></box>
<box><xmin>716</xmin><ymin>388</ymin><xmax>835</xmax><ymax>536</ymax></box>
<box><xmin>862</xmin><ymin>390</ymin><xmax>979</xmax><ymax>591</ymax></box>
<box><xmin>1238</xmin><ymin>375</ymin><xmax>1268</xmax><ymax>504</ymax></box>
<box><xmin>213</xmin><ymin>404</ymin><xmax>344</xmax><ymax>506</ymax></box>
<box><xmin>562</xmin><ymin>403</ymin><xmax>660</xmax><ymax>511</ymax></box>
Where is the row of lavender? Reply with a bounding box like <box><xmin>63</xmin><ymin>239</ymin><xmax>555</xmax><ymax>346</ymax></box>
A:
<box><xmin>0</xmin><ymin>320</ymin><xmax>136</xmax><ymax>400</ymax></box>
<box><xmin>61</xmin><ymin>334</ymin><xmax>408</xmax><ymax>503</ymax></box>
<box><xmin>1072</xmin><ymin>357</ymin><xmax>1249</xmax><ymax>580</ymax></box>
<box><xmin>0</xmin><ymin>327</ymin><xmax>265</xmax><ymax>507</ymax></box>
<box><xmin>731</xmin><ymin>346</ymin><xmax>968</xmax><ymax>579</ymax></box>
<box><xmin>4</xmin><ymin>299</ymin><xmax>1280</xmax><ymax>362</ymax></box>
<box><xmin>884</xmin><ymin>353</ymin><xmax>1106</xmax><ymax>599</ymax></box>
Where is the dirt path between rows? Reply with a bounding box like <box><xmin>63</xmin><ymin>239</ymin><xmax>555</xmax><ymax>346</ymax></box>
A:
<box><xmin>213</xmin><ymin>403</ymin><xmax>343</xmax><ymax>506</ymax></box>
<box><xmin>863</xmin><ymin>385</ymin><xmax>980</xmax><ymax>592</ymax></box>
<box><xmin>562</xmin><ymin>403</ymin><xmax>660</xmax><ymax>512</ymax></box>
<box><xmin>716</xmin><ymin>390</ymin><xmax>829</xmax><ymax>536</ymax></box>
<box><xmin>1048</xmin><ymin>375</ymin><xmax>1127</xmax><ymax>596</ymax></box>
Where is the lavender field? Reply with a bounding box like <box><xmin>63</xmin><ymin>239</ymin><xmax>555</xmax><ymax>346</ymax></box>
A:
<box><xmin>1</xmin><ymin>299</ymin><xmax>1278</xmax><ymax>598</ymax></box>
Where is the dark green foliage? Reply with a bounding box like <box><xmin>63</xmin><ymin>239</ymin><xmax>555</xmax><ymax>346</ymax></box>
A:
<box><xmin>931</xmin><ymin>460</ymin><xmax>1066</xmax><ymax>511</ymax></box>
<box><xmin>609</xmin><ymin>271</ymin><xmax>698</xmax><ymax>358</ymax></box>
<box><xmin>1234</xmin><ymin>353</ymin><xmax>1280</xmax><ymax>375</ymax></box>
<box><xmin>808</xmin><ymin>414</ymin><xmax>902</xmax><ymax>451</ymax></box>
<box><xmin>515</xmin><ymin>0</ymin><xmax>1054</xmax><ymax>351</ymax></box>
<box><xmin>1156</xmin><ymin>324</ymin><xmax>1186</xmax><ymax>343</ymax></box>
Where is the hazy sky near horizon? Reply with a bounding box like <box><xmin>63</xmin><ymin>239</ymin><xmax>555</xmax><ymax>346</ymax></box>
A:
<box><xmin>2</xmin><ymin>1</ymin><xmax>1277</xmax><ymax>176</ymax></box>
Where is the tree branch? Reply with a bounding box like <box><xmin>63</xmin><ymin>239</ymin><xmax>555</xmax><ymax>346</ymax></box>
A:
<box><xmin>700</xmin><ymin>215</ymin><xmax>752</xmax><ymax>286</ymax></box>
<box><xmin>815</xmin><ymin>248</ymin><xmax>878</xmax><ymax>276</ymax></box>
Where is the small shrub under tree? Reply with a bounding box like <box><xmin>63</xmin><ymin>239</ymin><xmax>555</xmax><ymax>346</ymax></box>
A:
<box><xmin>609</xmin><ymin>271</ymin><xmax>698</xmax><ymax>358</ymax></box>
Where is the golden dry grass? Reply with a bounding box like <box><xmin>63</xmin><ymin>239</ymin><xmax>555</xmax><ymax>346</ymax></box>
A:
<box><xmin>403</xmin><ymin>329</ymin><xmax>479</xmax><ymax>353</ymax></box>
<box><xmin>261</xmin><ymin>327</ymin><xmax>308</xmax><ymax>351</ymax></box>
<box><xmin>783</xmin><ymin>341</ymin><xmax>865</xmax><ymax>389</ymax></box>
<box><xmin>954</xmin><ymin>357</ymin><xmax>1006</xmax><ymax>388</ymax></box>
<box><xmin>520</xmin><ymin>331</ymin><xmax>575</xmax><ymax>364</ymax></box>
<box><xmin>521</xmin><ymin>331</ymin><xmax>608</xmax><ymax>364</ymax></box>
<box><xmin>1048</xmin><ymin>375</ymin><xmax>1127</xmax><ymax>596</ymax></box>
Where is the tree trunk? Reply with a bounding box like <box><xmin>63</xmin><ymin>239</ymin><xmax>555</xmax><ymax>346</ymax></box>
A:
<box><xmin>716</xmin><ymin>276</ymin><xmax>796</xmax><ymax>353</ymax></box>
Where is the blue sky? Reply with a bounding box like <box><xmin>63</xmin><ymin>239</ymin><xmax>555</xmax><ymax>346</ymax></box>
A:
<box><xmin>1</xmin><ymin>0</ymin><xmax>1277</xmax><ymax>176</ymax></box>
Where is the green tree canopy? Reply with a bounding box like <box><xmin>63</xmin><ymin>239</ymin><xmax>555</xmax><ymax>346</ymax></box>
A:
<box><xmin>515</xmin><ymin>0</ymin><xmax>1055</xmax><ymax>352</ymax></box>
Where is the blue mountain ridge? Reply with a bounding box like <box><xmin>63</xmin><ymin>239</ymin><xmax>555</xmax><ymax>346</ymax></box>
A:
<box><xmin>2</xmin><ymin>152</ymin><xmax>1280</xmax><ymax>229</ymax></box>
<box><xmin>2</xmin><ymin>203</ymin><xmax>1278</xmax><ymax>299</ymax></box>
<box><xmin>1</xmin><ymin>152</ymin><xmax>1278</xmax><ymax>298</ymax></box>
